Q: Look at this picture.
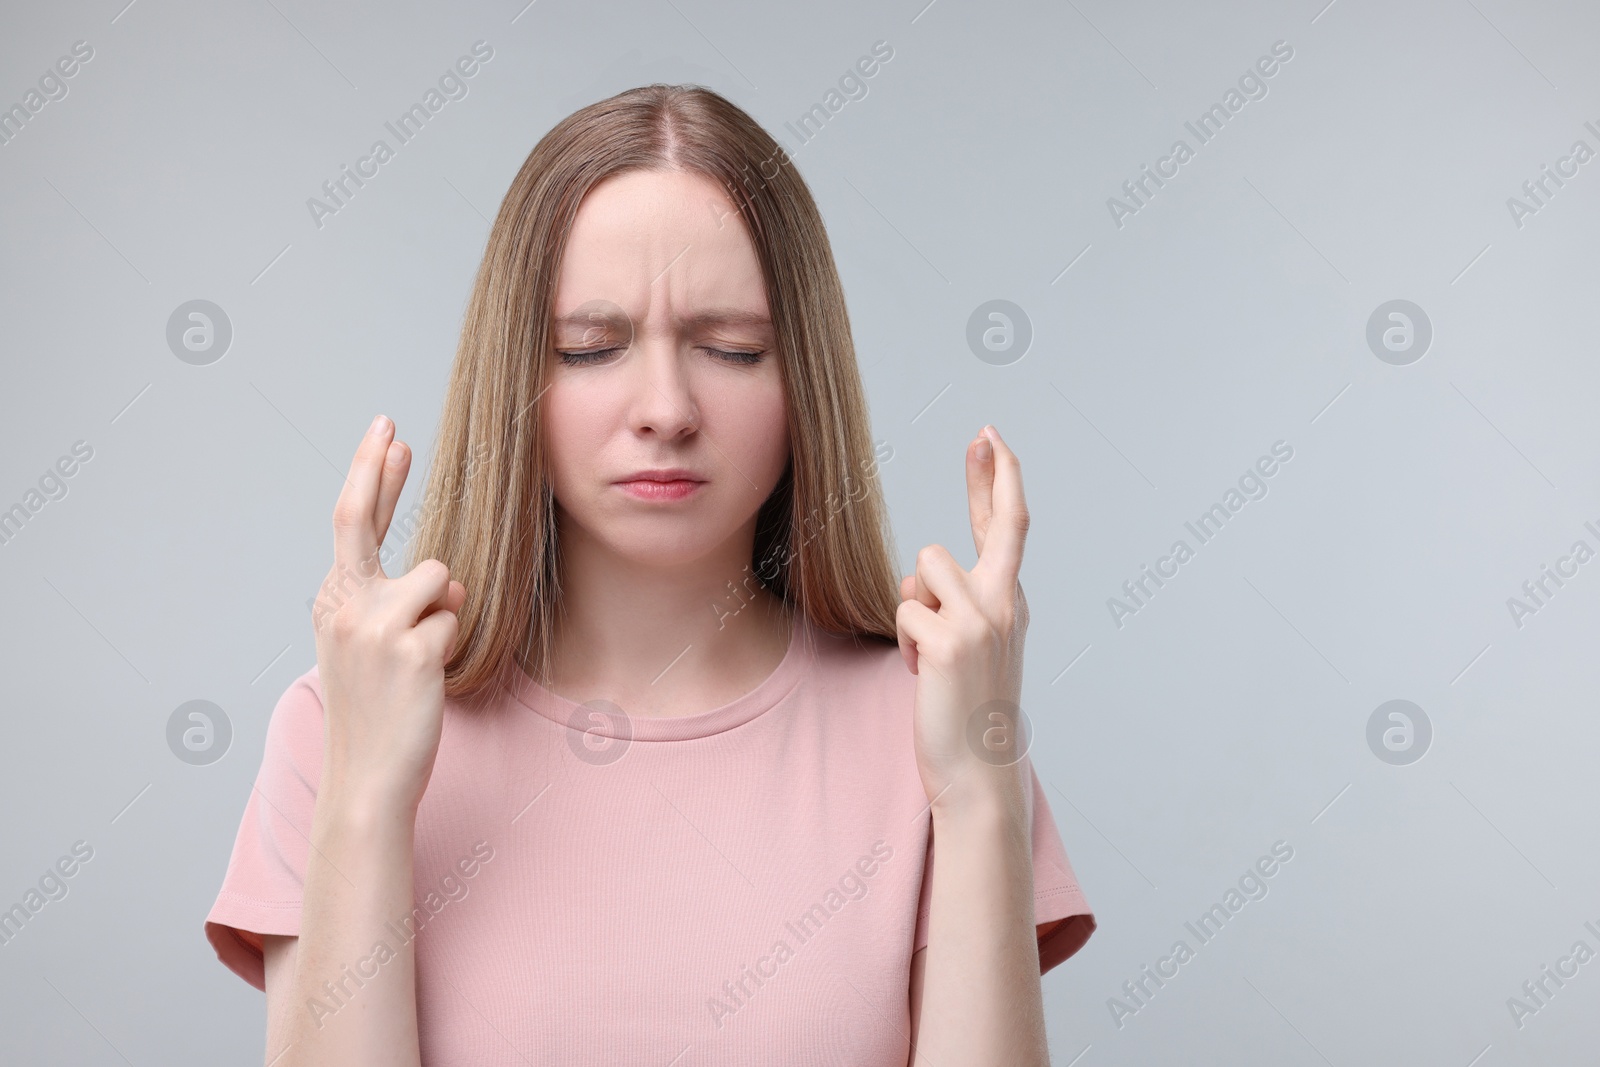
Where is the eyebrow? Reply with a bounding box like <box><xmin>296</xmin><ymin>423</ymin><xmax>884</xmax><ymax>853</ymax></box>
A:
<box><xmin>552</xmin><ymin>308</ymin><xmax>772</xmax><ymax>331</ymax></box>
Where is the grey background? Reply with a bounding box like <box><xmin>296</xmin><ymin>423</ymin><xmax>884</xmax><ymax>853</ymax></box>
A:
<box><xmin>2</xmin><ymin>0</ymin><xmax>1597</xmax><ymax>1063</ymax></box>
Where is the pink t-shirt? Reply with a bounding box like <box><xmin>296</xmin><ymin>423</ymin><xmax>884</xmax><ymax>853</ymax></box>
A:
<box><xmin>205</xmin><ymin>611</ymin><xmax>1095</xmax><ymax>1064</ymax></box>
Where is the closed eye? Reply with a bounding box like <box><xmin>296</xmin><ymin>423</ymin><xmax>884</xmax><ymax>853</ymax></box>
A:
<box><xmin>556</xmin><ymin>347</ymin><xmax>623</xmax><ymax>367</ymax></box>
<box><xmin>705</xmin><ymin>347</ymin><xmax>765</xmax><ymax>366</ymax></box>
<box><xmin>555</xmin><ymin>347</ymin><xmax>766</xmax><ymax>367</ymax></box>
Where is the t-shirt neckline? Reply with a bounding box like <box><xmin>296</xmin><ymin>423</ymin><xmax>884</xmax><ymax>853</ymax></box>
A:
<box><xmin>503</xmin><ymin>611</ymin><xmax>814</xmax><ymax>741</ymax></box>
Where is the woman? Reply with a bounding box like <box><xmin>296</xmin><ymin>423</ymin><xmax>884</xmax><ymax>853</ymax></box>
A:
<box><xmin>204</xmin><ymin>83</ymin><xmax>1094</xmax><ymax>1065</ymax></box>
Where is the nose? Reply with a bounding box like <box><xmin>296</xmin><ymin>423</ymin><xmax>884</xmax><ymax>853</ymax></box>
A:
<box><xmin>625</xmin><ymin>334</ymin><xmax>700</xmax><ymax>441</ymax></box>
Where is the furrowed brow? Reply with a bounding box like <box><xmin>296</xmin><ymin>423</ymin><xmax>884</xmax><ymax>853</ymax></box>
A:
<box><xmin>683</xmin><ymin>309</ymin><xmax>772</xmax><ymax>331</ymax></box>
<box><xmin>551</xmin><ymin>308</ymin><xmax>772</xmax><ymax>334</ymax></box>
<box><xmin>553</xmin><ymin>309</ymin><xmax>632</xmax><ymax>331</ymax></box>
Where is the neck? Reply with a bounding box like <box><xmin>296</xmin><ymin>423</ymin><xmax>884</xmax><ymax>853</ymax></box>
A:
<box><xmin>533</xmin><ymin>519</ymin><xmax>794</xmax><ymax>717</ymax></box>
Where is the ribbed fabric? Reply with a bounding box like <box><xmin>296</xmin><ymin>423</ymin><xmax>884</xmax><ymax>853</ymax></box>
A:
<box><xmin>204</xmin><ymin>612</ymin><xmax>1095</xmax><ymax>1065</ymax></box>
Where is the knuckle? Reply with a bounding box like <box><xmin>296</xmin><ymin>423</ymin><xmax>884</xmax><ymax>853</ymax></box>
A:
<box><xmin>328</xmin><ymin>607</ymin><xmax>359</xmax><ymax>641</ymax></box>
<box><xmin>394</xmin><ymin>633</ymin><xmax>424</xmax><ymax>666</ymax></box>
<box><xmin>400</xmin><ymin>627</ymin><xmax>434</xmax><ymax>662</ymax></box>
<box><xmin>426</xmin><ymin>617</ymin><xmax>459</xmax><ymax>659</ymax></box>
<box><xmin>331</xmin><ymin>498</ymin><xmax>363</xmax><ymax>530</ymax></box>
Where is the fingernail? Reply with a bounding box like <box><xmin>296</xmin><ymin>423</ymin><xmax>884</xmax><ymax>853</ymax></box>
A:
<box><xmin>982</xmin><ymin>424</ymin><xmax>998</xmax><ymax>440</ymax></box>
<box><xmin>370</xmin><ymin>414</ymin><xmax>389</xmax><ymax>436</ymax></box>
<box><xmin>976</xmin><ymin>437</ymin><xmax>993</xmax><ymax>462</ymax></box>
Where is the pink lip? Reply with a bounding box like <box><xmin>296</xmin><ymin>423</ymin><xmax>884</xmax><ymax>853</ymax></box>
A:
<box><xmin>617</xmin><ymin>479</ymin><xmax>703</xmax><ymax>501</ymax></box>
<box><xmin>614</xmin><ymin>469</ymin><xmax>706</xmax><ymax>502</ymax></box>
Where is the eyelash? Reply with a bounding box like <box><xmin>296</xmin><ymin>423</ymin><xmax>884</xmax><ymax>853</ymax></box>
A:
<box><xmin>556</xmin><ymin>346</ymin><xmax>765</xmax><ymax>367</ymax></box>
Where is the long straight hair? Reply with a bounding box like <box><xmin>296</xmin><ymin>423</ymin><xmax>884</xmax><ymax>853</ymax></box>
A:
<box><xmin>405</xmin><ymin>83</ymin><xmax>902</xmax><ymax>704</ymax></box>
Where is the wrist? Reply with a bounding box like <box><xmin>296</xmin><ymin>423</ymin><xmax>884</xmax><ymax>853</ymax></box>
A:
<box><xmin>929</xmin><ymin>763</ymin><xmax>1028</xmax><ymax>830</ymax></box>
<box><xmin>314</xmin><ymin>782</ymin><xmax>419</xmax><ymax>837</ymax></box>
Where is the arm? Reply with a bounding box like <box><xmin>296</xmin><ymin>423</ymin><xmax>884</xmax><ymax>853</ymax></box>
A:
<box><xmin>262</xmin><ymin>797</ymin><xmax>423</xmax><ymax>1066</ymax></box>
<box><xmin>898</xmin><ymin>425</ymin><xmax>1051</xmax><ymax>1065</ymax></box>
<box><xmin>263</xmin><ymin>933</ymin><xmax>296</xmax><ymax>1058</ymax></box>
<box><xmin>906</xmin><ymin>776</ymin><xmax>1047</xmax><ymax>1067</ymax></box>
<box><xmin>907</xmin><ymin>868</ymin><xmax>1068</xmax><ymax>1063</ymax></box>
<box><xmin>259</xmin><ymin>414</ymin><xmax>465</xmax><ymax>1065</ymax></box>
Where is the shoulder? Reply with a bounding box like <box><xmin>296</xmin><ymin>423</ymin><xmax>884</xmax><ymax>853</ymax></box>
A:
<box><xmin>271</xmin><ymin>664</ymin><xmax>324</xmax><ymax>727</ymax></box>
<box><xmin>259</xmin><ymin>664</ymin><xmax>326</xmax><ymax>774</ymax></box>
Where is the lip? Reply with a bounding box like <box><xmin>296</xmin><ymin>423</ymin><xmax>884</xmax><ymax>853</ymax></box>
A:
<box><xmin>614</xmin><ymin>468</ymin><xmax>706</xmax><ymax>502</ymax></box>
<box><xmin>615</xmin><ymin>468</ymin><xmax>706</xmax><ymax>484</ymax></box>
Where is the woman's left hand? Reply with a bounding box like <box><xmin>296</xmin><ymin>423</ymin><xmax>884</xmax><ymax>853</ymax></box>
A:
<box><xmin>897</xmin><ymin>424</ymin><xmax>1032</xmax><ymax>811</ymax></box>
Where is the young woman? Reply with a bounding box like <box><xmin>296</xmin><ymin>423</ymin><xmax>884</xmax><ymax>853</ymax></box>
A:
<box><xmin>204</xmin><ymin>83</ymin><xmax>1094</xmax><ymax>1065</ymax></box>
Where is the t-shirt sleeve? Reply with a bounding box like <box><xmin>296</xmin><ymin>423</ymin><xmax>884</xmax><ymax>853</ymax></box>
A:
<box><xmin>203</xmin><ymin>667</ymin><xmax>326</xmax><ymax>992</ymax></box>
<box><xmin>912</xmin><ymin>756</ymin><xmax>1096</xmax><ymax>976</ymax></box>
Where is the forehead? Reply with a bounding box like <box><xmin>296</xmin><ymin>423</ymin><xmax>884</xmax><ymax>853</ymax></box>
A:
<box><xmin>552</xmin><ymin>168</ymin><xmax>770</xmax><ymax>329</ymax></box>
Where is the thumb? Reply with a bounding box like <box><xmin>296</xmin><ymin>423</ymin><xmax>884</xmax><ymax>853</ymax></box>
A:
<box><xmin>422</xmin><ymin>579</ymin><xmax>467</xmax><ymax>619</ymax></box>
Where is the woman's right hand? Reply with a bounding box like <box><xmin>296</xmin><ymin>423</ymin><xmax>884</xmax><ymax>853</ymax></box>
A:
<box><xmin>311</xmin><ymin>414</ymin><xmax>467</xmax><ymax>816</ymax></box>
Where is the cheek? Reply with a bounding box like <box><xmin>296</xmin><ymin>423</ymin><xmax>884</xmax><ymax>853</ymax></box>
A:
<box><xmin>721</xmin><ymin>386</ymin><xmax>789</xmax><ymax>487</ymax></box>
<box><xmin>543</xmin><ymin>382</ymin><xmax>612</xmax><ymax>491</ymax></box>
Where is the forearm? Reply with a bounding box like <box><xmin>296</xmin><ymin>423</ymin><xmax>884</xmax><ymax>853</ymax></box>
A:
<box><xmin>913</xmin><ymin>770</ymin><xmax>1048</xmax><ymax>1067</ymax></box>
<box><xmin>269</xmin><ymin>790</ymin><xmax>423</xmax><ymax>1067</ymax></box>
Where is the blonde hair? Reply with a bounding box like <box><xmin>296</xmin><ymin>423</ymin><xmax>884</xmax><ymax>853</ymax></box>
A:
<box><xmin>406</xmin><ymin>83</ymin><xmax>902</xmax><ymax>703</ymax></box>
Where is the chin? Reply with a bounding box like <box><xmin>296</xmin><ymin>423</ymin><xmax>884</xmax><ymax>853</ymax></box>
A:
<box><xmin>601</xmin><ymin>522</ymin><xmax>732</xmax><ymax>563</ymax></box>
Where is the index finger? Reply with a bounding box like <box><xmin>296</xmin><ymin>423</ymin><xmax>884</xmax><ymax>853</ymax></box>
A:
<box><xmin>971</xmin><ymin>424</ymin><xmax>1027</xmax><ymax>582</ymax></box>
<box><xmin>331</xmin><ymin>414</ymin><xmax>393</xmax><ymax>572</ymax></box>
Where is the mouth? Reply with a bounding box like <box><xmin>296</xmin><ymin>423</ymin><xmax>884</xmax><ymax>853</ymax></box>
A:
<box><xmin>614</xmin><ymin>469</ymin><xmax>706</xmax><ymax>502</ymax></box>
